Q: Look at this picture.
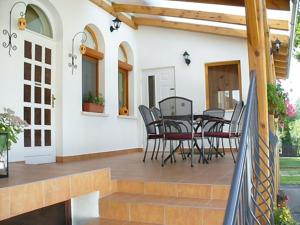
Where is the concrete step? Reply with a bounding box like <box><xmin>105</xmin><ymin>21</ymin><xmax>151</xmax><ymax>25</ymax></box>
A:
<box><xmin>100</xmin><ymin>192</ymin><xmax>226</xmax><ymax>225</ymax></box>
<box><xmin>113</xmin><ymin>179</ymin><xmax>230</xmax><ymax>201</ymax></box>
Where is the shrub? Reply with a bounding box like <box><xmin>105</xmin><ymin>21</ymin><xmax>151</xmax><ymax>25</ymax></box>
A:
<box><xmin>274</xmin><ymin>207</ymin><xmax>297</xmax><ymax>225</ymax></box>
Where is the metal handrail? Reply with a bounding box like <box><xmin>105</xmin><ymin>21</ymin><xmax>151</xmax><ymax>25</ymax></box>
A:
<box><xmin>223</xmin><ymin>71</ymin><xmax>276</xmax><ymax>225</ymax></box>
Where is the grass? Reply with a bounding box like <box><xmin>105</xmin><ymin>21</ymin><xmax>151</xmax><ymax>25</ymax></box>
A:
<box><xmin>280</xmin><ymin>157</ymin><xmax>300</xmax><ymax>168</ymax></box>
<box><xmin>280</xmin><ymin>157</ymin><xmax>300</xmax><ymax>185</ymax></box>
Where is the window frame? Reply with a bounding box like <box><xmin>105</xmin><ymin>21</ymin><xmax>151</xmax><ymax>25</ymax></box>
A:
<box><xmin>81</xmin><ymin>26</ymin><xmax>104</xmax><ymax>106</ymax></box>
<box><xmin>82</xmin><ymin>55</ymin><xmax>99</xmax><ymax>96</ymax></box>
<box><xmin>205</xmin><ymin>60</ymin><xmax>242</xmax><ymax>111</ymax></box>
<box><xmin>118</xmin><ymin>44</ymin><xmax>133</xmax><ymax>115</ymax></box>
<box><xmin>118</xmin><ymin>68</ymin><xmax>129</xmax><ymax>110</ymax></box>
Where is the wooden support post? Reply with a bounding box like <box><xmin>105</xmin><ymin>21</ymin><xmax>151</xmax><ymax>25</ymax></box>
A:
<box><xmin>245</xmin><ymin>0</ymin><xmax>271</xmax><ymax>222</ymax></box>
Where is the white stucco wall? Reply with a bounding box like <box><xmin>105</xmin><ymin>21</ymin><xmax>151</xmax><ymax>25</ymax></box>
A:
<box><xmin>0</xmin><ymin>0</ymin><xmax>250</xmax><ymax>162</ymax></box>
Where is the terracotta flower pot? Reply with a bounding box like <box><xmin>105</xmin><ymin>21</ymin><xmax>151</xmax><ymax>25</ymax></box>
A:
<box><xmin>83</xmin><ymin>103</ymin><xmax>104</xmax><ymax>113</ymax></box>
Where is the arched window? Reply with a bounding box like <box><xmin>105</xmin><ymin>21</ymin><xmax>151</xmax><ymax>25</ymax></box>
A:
<box><xmin>25</xmin><ymin>4</ymin><xmax>53</xmax><ymax>38</ymax></box>
<box><xmin>82</xmin><ymin>26</ymin><xmax>104</xmax><ymax>112</ymax></box>
<box><xmin>118</xmin><ymin>44</ymin><xmax>133</xmax><ymax>115</ymax></box>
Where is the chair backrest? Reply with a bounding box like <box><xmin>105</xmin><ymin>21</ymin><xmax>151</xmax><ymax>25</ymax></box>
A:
<box><xmin>151</xmin><ymin>107</ymin><xmax>164</xmax><ymax>134</ymax></box>
<box><xmin>230</xmin><ymin>101</ymin><xmax>244</xmax><ymax>133</ymax></box>
<box><xmin>151</xmin><ymin>107</ymin><xmax>162</xmax><ymax>120</ymax></box>
<box><xmin>237</xmin><ymin>106</ymin><xmax>246</xmax><ymax>134</ymax></box>
<box><xmin>138</xmin><ymin>105</ymin><xmax>156</xmax><ymax>135</ymax></box>
<box><xmin>159</xmin><ymin>96</ymin><xmax>193</xmax><ymax>134</ymax></box>
<box><xmin>203</xmin><ymin>108</ymin><xmax>225</xmax><ymax>132</ymax></box>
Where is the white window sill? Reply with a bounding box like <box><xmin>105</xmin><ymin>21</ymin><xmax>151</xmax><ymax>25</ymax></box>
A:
<box><xmin>117</xmin><ymin>115</ymin><xmax>138</xmax><ymax>120</ymax></box>
<box><xmin>81</xmin><ymin>111</ymin><xmax>110</xmax><ymax>117</ymax></box>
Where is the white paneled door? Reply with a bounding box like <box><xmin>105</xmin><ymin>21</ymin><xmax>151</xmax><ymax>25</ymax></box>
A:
<box><xmin>142</xmin><ymin>67</ymin><xmax>176</xmax><ymax>108</ymax></box>
<box><xmin>23</xmin><ymin>32</ymin><xmax>56</xmax><ymax>164</ymax></box>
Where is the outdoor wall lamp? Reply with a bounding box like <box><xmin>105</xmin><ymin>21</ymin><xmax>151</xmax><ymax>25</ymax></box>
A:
<box><xmin>2</xmin><ymin>1</ymin><xmax>27</xmax><ymax>56</ymax></box>
<box><xmin>271</xmin><ymin>38</ymin><xmax>282</xmax><ymax>55</ymax></box>
<box><xmin>183</xmin><ymin>51</ymin><xmax>191</xmax><ymax>66</ymax></box>
<box><xmin>110</xmin><ymin>18</ymin><xmax>121</xmax><ymax>32</ymax></box>
<box><xmin>68</xmin><ymin>31</ymin><xmax>87</xmax><ymax>74</ymax></box>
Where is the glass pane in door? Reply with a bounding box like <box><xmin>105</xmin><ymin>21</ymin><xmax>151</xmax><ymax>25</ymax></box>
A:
<box><xmin>148</xmin><ymin>76</ymin><xmax>155</xmax><ymax>108</ymax></box>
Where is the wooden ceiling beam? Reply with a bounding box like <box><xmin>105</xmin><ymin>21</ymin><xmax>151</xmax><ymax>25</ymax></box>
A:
<box><xmin>276</xmin><ymin>71</ymin><xmax>287</xmax><ymax>79</ymax></box>
<box><xmin>134</xmin><ymin>17</ymin><xmax>247</xmax><ymax>38</ymax></box>
<box><xmin>134</xmin><ymin>17</ymin><xmax>289</xmax><ymax>44</ymax></box>
<box><xmin>113</xmin><ymin>4</ymin><xmax>288</xmax><ymax>30</ymax></box>
<box><xmin>90</xmin><ymin>0</ymin><xmax>138</xmax><ymax>29</ymax></box>
<box><xmin>275</xmin><ymin>66</ymin><xmax>287</xmax><ymax>73</ymax></box>
<box><xmin>166</xmin><ymin>0</ymin><xmax>289</xmax><ymax>11</ymax></box>
<box><xmin>274</xmin><ymin>60</ymin><xmax>288</xmax><ymax>68</ymax></box>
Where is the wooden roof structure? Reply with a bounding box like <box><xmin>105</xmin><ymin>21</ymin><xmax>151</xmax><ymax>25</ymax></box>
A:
<box><xmin>90</xmin><ymin>0</ymin><xmax>292</xmax><ymax>79</ymax></box>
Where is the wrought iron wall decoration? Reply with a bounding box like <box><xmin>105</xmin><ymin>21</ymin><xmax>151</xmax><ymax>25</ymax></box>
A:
<box><xmin>2</xmin><ymin>1</ymin><xmax>27</xmax><ymax>56</ymax></box>
<box><xmin>68</xmin><ymin>31</ymin><xmax>87</xmax><ymax>74</ymax></box>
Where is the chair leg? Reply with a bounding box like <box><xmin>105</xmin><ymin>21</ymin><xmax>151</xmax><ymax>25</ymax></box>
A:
<box><xmin>181</xmin><ymin>142</ymin><xmax>186</xmax><ymax>160</ymax></box>
<box><xmin>191</xmin><ymin>140</ymin><xmax>194</xmax><ymax>167</ymax></box>
<box><xmin>161</xmin><ymin>140</ymin><xmax>166</xmax><ymax>167</ymax></box>
<box><xmin>170</xmin><ymin>141</ymin><xmax>173</xmax><ymax>164</ymax></box>
<box><xmin>151</xmin><ymin>139</ymin><xmax>157</xmax><ymax>160</ymax></box>
<box><xmin>155</xmin><ymin>139</ymin><xmax>161</xmax><ymax>160</ymax></box>
<box><xmin>143</xmin><ymin>138</ymin><xmax>149</xmax><ymax>162</ymax></box>
<box><xmin>234</xmin><ymin>138</ymin><xmax>239</xmax><ymax>153</ymax></box>
<box><xmin>222</xmin><ymin>138</ymin><xmax>225</xmax><ymax>155</ymax></box>
<box><xmin>229</xmin><ymin>138</ymin><xmax>236</xmax><ymax>163</ymax></box>
<box><xmin>172</xmin><ymin>141</ymin><xmax>177</xmax><ymax>163</ymax></box>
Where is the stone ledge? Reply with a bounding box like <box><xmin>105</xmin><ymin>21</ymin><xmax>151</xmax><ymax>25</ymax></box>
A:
<box><xmin>0</xmin><ymin>168</ymin><xmax>112</xmax><ymax>220</ymax></box>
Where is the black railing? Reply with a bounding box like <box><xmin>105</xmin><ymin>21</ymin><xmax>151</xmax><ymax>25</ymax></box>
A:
<box><xmin>223</xmin><ymin>71</ymin><xmax>276</xmax><ymax>225</ymax></box>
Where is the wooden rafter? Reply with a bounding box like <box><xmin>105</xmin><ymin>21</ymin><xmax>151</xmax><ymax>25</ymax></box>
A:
<box><xmin>90</xmin><ymin>0</ymin><xmax>137</xmax><ymax>29</ymax></box>
<box><xmin>113</xmin><ymin>4</ymin><xmax>288</xmax><ymax>30</ymax></box>
<box><xmin>134</xmin><ymin>17</ymin><xmax>247</xmax><ymax>38</ymax></box>
<box><xmin>134</xmin><ymin>17</ymin><xmax>289</xmax><ymax>44</ymax></box>
<box><xmin>167</xmin><ymin>0</ymin><xmax>289</xmax><ymax>11</ymax></box>
<box><xmin>274</xmin><ymin>60</ymin><xmax>288</xmax><ymax>68</ymax></box>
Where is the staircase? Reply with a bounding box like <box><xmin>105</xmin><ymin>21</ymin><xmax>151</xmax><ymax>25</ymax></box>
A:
<box><xmin>97</xmin><ymin>179</ymin><xmax>230</xmax><ymax>225</ymax></box>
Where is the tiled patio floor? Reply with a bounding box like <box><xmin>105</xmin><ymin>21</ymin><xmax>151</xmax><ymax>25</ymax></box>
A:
<box><xmin>0</xmin><ymin>152</ymin><xmax>234</xmax><ymax>188</ymax></box>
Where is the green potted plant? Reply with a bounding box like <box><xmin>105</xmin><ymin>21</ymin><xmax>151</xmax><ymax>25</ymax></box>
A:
<box><xmin>0</xmin><ymin>108</ymin><xmax>27</xmax><ymax>177</ymax></box>
<box><xmin>83</xmin><ymin>92</ymin><xmax>105</xmax><ymax>113</ymax></box>
<box><xmin>267</xmin><ymin>82</ymin><xmax>287</xmax><ymax>121</ymax></box>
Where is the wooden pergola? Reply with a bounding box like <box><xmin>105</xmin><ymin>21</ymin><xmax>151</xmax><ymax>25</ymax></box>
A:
<box><xmin>91</xmin><ymin>0</ymin><xmax>295</xmax><ymax>213</ymax></box>
<box><xmin>91</xmin><ymin>0</ymin><xmax>291</xmax><ymax>79</ymax></box>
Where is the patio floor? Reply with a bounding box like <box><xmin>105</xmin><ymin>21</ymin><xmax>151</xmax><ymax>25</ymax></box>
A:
<box><xmin>0</xmin><ymin>152</ymin><xmax>234</xmax><ymax>188</ymax></box>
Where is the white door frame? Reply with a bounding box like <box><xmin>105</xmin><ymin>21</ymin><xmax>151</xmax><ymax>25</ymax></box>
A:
<box><xmin>23</xmin><ymin>30</ymin><xmax>57</xmax><ymax>164</ymax></box>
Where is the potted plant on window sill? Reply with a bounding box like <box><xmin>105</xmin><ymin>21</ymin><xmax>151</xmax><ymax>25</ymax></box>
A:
<box><xmin>0</xmin><ymin>108</ymin><xmax>27</xmax><ymax>178</ymax></box>
<box><xmin>83</xmin><ymin>93</ymin><xmax>105</xmax><ymax>113</ymax></box>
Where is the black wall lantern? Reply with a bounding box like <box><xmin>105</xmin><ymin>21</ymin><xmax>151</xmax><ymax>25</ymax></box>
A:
<box><xmin>2</xmin><ymin>1</ymin><xmax>27</xmax><ymax>56</ymax></box>
<box><xmin>183</xmin><ymin>51</ymin><xmax>191</xmax><ymax>66</ymax></box>
<box><xmin>110</xmin><ymin>18</ymin><xmax>121</xmax><ymax>32</ymax></box>
<box><xmin>270</xmin><ymin>38</ymin><xmax>282</xmax><ymax>55</ymax></box>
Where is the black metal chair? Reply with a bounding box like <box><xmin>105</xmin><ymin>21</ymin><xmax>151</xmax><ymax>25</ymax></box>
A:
<box><xmin>202</xmin><ymin>108</ymin><xmax>225</xmax><ymax>159</ymax></box>
<box><xmin>138</xmin><ymin>105</ymin><xmax>163</xmax><ymax>162</ymax></box>
<box><xmin>203</xmin><ymin>101</ymin><xmax>245</xmax><ymax>162</ymax></box>
<box><xmin>159</xmin><ymin>96</ymin><xmax>195</xmax><ymax>167</ymax></box>
<box><xmin>150</xmin><ymin>107</ymin><xmax>164</xmax><ymax>160</ymax></box>
<box><xmin>152</xmin><ymin>106</ymin><xmax>188</xmax><ymax>161</ymax></box>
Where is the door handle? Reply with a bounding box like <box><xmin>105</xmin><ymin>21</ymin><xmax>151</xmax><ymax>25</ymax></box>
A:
<box><xmin>170</xmin><ymin>88</ymin><xmax>175</xmax><ymax>90</ymax></box>
<box><xmin>51</xmin><ymin>94</ymin><xmax>56</xmax><ymax>108</ymax></box>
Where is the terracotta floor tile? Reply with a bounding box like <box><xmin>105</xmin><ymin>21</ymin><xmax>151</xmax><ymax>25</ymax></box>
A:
<box><xmin>0</xmin><ymin>153</ymin><xmax>233</xmax><ymax>189</ymax></box>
